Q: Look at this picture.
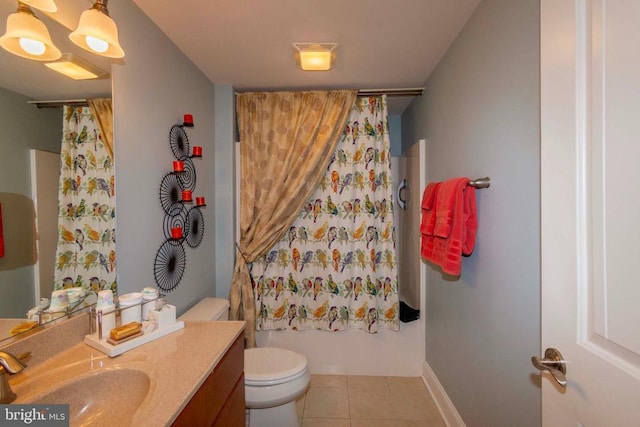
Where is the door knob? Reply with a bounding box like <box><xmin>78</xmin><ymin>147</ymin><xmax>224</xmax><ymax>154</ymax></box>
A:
<box><xmin>531</xmin><ymin>348</ymin><xmax>567</xmax><ymax>387</ymax></box>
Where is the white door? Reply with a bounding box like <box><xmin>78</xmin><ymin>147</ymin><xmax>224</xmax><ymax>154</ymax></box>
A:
<box><xmin>394</xmin><ymin>139</ymin><xmax>427</xmax><ymax>311</ymax></box>
<box><xmin>540</xmin><ymin>0</ymin><xmax>640</xmax><ymax>425</ymax></box>
<box><xmin>30</xmin><ymin>149</ymin><xmax>61</xmax><ymax>303</ymax></box>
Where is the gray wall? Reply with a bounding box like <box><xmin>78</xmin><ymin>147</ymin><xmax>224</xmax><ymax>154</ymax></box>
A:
<box><xmin>401</xmin><ymin>0</ymin><xmax>541</xmax><ymax>425</ymax></box>
<box><xmin>388</xmin><ymin>115</ymin><xmax>402</xmax><ymax>156</ymax></box>
<box><xmin>0</xmin><ymin>87</ymin><xmax>61</xmax><ymax>318</ymax></box>
<box><xmin>111</xmin><ymin>1</ymin><xmax>217</xmax><ymax>314</ymax></box>
<box><xmin>213</xmin><ymin>84</ymin><xmax>236</xmax><ymax>300</ymax></box>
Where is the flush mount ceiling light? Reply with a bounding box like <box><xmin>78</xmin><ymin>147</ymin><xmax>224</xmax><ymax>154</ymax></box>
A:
<box><xmin>293</xmin><ymin>43</ymin><xmax>337</xmax><ymax>71</ymax></box>
<box><xmin>0</xmin><ymin>1</ymin><xmax>61</xmax><ymax>61</ymax></box>
<box><xmin>21</xmin><ymin>0</ymin><xmax>58</xmax><ymax>13</ymax></box>
<box><xmin>44</xmin><ymin>52</ymin><xmax>108</xmax><ymax>80</ymax></box>
<box><xmin>69</xmin><ymin>0</ymin><xmax>124</xmax><ymax>58</ymax></box>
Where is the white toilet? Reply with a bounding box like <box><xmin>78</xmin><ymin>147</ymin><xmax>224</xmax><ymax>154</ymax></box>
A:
<box><xmin>179</xmin><ymin>298</ymin><xmax>310</xmax><ymax>427</ymax></box>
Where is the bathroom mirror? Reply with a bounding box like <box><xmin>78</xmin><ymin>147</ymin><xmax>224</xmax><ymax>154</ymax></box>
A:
<box><xmin>0</xmin><ymin>2</ymin><xmax>112</xmax><ymax>344</ymax></box>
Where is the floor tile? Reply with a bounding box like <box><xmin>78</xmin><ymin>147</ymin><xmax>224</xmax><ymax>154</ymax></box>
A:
<box><xmin>351</xmin><ymin>420</ymin><xmax>444</xmax><ymax>427</ymax></box>
<box><xmin>347</xmin><ymin>375</ymin><xmax>389</xmax><ymax>392</ymax></box>
<box><xmin>303</xmin><ymin>387</ymin><xmax>350</xmax><ymax>419</ymax></box>
<box><xmin>348</xmin><ymin>377</ymin><xmax>399</xmax><ymax>420</ymax></box>
<box><xmin>302</xmin><ymin>418</ymin><xmax>351</xmax><ymax>427</ymax></box>
<box><xmin>386</xmin><ymin>377</ymin><xmax>442</xmax><ymax>421</ymax></box>
<box><xmin>385</xmin><ymin>376</ymin><xmax>425</xmax><ymax>387</ymax></box>
<box><xmin>297</xmin><ymin>374</ymin><xmax>444</xmax><ymax>425</ymax></box>
<box><xmin>311</xmin><ymin>374</ymin><xmax>348</xmax><ymax>388</ymax></box>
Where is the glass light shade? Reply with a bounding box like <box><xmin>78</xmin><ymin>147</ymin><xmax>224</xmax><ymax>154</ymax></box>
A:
<box><xmin>44</xmin><ymin>53</ymin><xmax>108</xmax><ymax>80</ymax></box>
<box><xmin>293</xmin><ymin>43</ymin><xmax>337</xmax><ymax>71</ymax></box>
<box><xmin>21</xmin><ymin>0</ymin><xmax>58</xmax><ymax>13</ymax></box>
<box><xmin>69</xmin><ymin>8</ymin><xmax>124</xmax><ymax>58</ymax></box>
<box><xmin>0</xmin><ymin>8</ymin><xmax>61</xmax><ymax>61</ymax></box>
<box><xmin>298</xmin><ymin>51</ymin><xmax>333</xmax><ymax>71</ymax></box>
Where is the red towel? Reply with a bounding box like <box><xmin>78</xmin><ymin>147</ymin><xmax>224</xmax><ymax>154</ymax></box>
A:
<box><xmin>420</xmin><ymin>177</ymin><xmax>477</xmax><ymax>276</ymax></box>
<box><xmin>420</xmin><ymin>182</ymin><xmax>439</xmax><ymax>236</ymax></box>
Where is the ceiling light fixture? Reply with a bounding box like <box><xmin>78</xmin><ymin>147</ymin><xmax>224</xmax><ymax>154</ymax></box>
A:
<box><xmin>20</xmin><ymin>0</ymin><xmax>57</xmax><ymax>13</ymax></box>
<box><xmin>44</xmin><ymin>52</ymin><xmax>108</xmax><ymax>80</ymax></box>
<box><xmin>69</xmin><ymin>0</ymin><xmax>124</xmax><ymax>58</ymax></box>
<box><xmin>293</xmin><ymin>43</ymin><xmax>337</xmax><ymax>71</ymax></box>
<box><xmin>0</xmin><ymin>1</ymin><xmax>61</xmax><ymax>61</ymax></box>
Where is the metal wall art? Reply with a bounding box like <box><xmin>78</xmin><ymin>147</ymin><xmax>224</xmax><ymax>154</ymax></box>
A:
<box><xmin>153</xmin><ymin>114</ymin><xmax>206</xmax><ymax>292</ymax></box>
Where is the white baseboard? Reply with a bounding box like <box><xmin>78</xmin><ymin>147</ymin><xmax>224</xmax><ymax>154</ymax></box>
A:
<box><xmin>421</xmin><ymin>360</ymin><xmax>466</xmax><ymax>427</ymax></box>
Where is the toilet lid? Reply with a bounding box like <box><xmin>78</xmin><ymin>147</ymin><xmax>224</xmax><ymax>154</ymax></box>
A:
<box><xmin>244</xmin><ymin>347</ymin><xmax>308</xmax><ymax>386</ymax></box>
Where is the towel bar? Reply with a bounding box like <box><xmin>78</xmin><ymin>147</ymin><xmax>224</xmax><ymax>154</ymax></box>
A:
<box><xmin>468</xmin><ymin>177</ymin><xmax>490</xmax><ymax>189</ymax></box>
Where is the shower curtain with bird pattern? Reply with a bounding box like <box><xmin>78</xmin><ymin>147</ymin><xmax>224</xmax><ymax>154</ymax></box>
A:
<box><xmin>53</xmin><ymin>106</ymin><xmax>116</xmax><ymax>294</ymax></box>
<box><xmin>251</xmin><ymin>96</ymin><xmax>399</xmax><ymax>333</ymax></box>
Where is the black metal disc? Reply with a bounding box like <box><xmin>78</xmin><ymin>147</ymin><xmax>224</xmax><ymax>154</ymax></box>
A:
<box><xmin>169</xmin><ymin>125</ymin><xmax>190</xmax><ymax>160</ymax></box>
<box><xmin>176</xmin><ymin>157</ymin><xmax>196</xmax><ymax>192</ymax></box>
<box><xmin>153</xmin><ymin>240</ymin><xmax>186</xmax><ymax>292</ymax></box>
<box><xmin>159</xmin><ymin>172</ymin><xmax>184</xmax><ymax>215</ymax></box>
<box><xmin>163</xmin><ymin>203</ymin><xmax>188</xmax><ymax>244</ymax></box>
<box><xmin>185</xmin><ymin>206</ymin><xmax>205</xmax><ymax>248</ymax></box>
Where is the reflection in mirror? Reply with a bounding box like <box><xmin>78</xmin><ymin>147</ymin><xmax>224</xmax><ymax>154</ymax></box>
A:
<box><xmin>53</xmin><ymin>102</ymin><xmax>116</xmax><ymax>296</ymax></box>
<box><xmin>0</xmin><ymin>1</ymin><xmax>113</xmax><ymax>344</ymax></box>
<box><xmin>0</xmin><ymin>86</ymin><xmax>62</xmax><ymax>330</ymax></box>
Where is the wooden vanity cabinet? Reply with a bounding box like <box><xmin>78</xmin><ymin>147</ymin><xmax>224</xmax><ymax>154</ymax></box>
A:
<box><xmin>172</xmin><ymin>333</ymin><xmax>245</xmax><ymax>427</ymax></box>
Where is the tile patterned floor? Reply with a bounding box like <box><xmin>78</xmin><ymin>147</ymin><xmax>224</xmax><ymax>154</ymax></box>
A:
<box><xmin>296</xmin><ymin>375</ymin><xmax>445</xmax><ymax>427</ymax></box>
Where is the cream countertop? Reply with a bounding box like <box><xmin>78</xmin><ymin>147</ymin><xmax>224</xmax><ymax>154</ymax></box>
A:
<box><xmin>10</xmin><ymin>320</ymin><xmax>245</xmax><ymax>427</ymax></box>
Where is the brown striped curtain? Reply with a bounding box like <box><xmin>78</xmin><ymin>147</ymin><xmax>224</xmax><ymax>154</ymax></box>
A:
<box><xmin>230</xmin><ymin>89</ymin><xmax>358</xmax><ymax>347</ymax></box>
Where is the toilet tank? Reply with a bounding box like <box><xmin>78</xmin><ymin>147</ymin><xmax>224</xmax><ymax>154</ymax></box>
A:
<box><xmin>179</xmin><ymin>298</ymin><xmax>230</xmax><ymax>321</ymax></box>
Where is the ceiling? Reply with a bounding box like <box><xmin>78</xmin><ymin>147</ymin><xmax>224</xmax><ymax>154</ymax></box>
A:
<box><xmin>133</xmin><ymin>0</ymin><xmax>480</xmax><ymax>114</ymax></box>
<box><xmin>0</xmin><ymin>0</ymin><xmax>480</xmax><ymax>114</ymax></box>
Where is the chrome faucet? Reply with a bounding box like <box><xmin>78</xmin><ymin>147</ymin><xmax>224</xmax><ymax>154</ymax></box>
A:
<box><xmin>0</xmin><ymin>351</ymin><xmax>31</xmax><ymax>403</ymax></box>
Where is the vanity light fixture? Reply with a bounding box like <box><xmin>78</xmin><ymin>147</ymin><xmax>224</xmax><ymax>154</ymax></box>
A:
<box><xmin>44</xmin><ymin>53</ymin><xmax>108</xmax><ymax>80</ymax></box>
<box><xmin>0</xmin><ymin>1</ymin><xmax>61</xmax><ymax>61</ymax></box>
<box><xmin>20</xmin><ymin>0</ymin><xmax>58</xmax><ymax>13</ymax></box>
<box><xmin>69</xmin><ymin>0</ymin><xmax>124</xmax><ymax>58</ymax></box>
<box><xmin>293</xmin><ymin>43</ymin><xmax>337</xmax><ymax>71</ymax></box>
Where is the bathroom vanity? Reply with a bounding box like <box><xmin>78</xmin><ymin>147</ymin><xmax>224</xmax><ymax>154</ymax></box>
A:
<box><xmin>2</xmin><ymin>315</ymin><xmax>245</xmax><ymax>426</ymax></box>
<box><xmin>172</xmin><ymin>330</ymin><xmax>245</xmax><ymax>426</ymax></box>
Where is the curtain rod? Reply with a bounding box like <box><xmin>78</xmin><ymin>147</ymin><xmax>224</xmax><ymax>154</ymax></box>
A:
<box><xmin>28</xmin><ymin>99</ymin><xmax>88</xmax><ymax>108</ymax></box>
<box><xmin>235</xmin><ymin>87</ymin><xmax>424</xmax><ymax>97</ymax></box>
<box><xmin>357</xmin><ymin>87</ymin><xmax>423</xmax><ymax>97</ymax></box>
<box><xmin>29</xmin><ymin>87</ymin><xmax>424</xmax><ymax>109</ymax></box>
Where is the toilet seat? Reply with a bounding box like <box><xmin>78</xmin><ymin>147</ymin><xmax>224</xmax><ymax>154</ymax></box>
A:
<box><xmin>244</xmin><ymin>347</ymin><xmax>308</xmax><ymax>386</ymax></box>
